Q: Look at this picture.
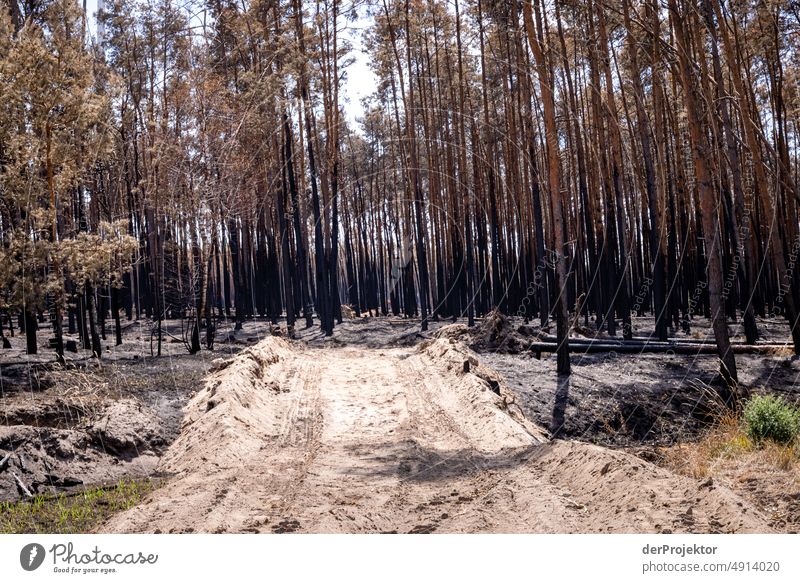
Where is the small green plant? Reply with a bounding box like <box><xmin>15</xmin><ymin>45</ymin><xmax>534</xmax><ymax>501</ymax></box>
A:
<box><xmin>0</xmin><ymin>478</ymin><xmax>159</xmax><ymax>534</ymax></box>
<box><xmin>717</xmin><ymin>432</ymin><xmax>753</xmax><ymax>458</ymax></box>
<box><xmin>742</xmin><ymin>395</ymin><xmax>800</xmax><ymax>445</ymax></box>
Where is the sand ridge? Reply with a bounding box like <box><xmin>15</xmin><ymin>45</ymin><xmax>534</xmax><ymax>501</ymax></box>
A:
<box><xmin>102</xmin><ymin>337</ymin><xmax>770</xmax><ymax>533</ymax></box>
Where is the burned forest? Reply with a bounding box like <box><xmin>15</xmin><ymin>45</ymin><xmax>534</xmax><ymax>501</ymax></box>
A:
<box><xmin>1</xmin><ymin>0</ymin><xmax>800</xmax><ymax>535</ymax></box>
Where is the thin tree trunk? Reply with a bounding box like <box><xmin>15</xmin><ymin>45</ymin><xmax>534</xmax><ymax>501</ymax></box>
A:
<box><xmin>524</xmin><ymin>0</ymin><xmax>570</xmax><ymax>374</ymax></box>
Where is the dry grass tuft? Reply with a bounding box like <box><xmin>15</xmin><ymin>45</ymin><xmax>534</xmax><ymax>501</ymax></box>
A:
<box><xmin>661</xmin><ymin>413</ymin><xmax>749</xmax><ymax>479</ymax></box>
<box><xmin>658</xmin><ymin>409</ymin><xmax>800</xmax><ymax>532</ymax></box>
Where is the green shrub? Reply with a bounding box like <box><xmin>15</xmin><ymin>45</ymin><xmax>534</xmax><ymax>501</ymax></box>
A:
<box><xmin>742</xmin><ymin>395</ymin><xmax>800</xmax><ymax>445</ymax></box>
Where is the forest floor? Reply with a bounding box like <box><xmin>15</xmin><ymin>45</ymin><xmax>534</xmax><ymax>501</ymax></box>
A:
<box><xmin>1</xmin><ymin>313</ymin><xmax>798</xmax><ymax>532</ymax></box>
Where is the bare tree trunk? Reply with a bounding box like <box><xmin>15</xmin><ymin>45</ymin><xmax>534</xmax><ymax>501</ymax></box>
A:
<box><xmin>524</xmin><ymin>0</ymin><xmax>570</xmax><ymax>374</ymax></box>
<box><xmin>670</xmin><ymin>0</ymin><xmax>738</xmax><ymax>393</ymax></box>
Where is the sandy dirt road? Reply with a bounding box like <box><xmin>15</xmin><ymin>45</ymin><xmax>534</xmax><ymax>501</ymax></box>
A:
<box><xmin>103</xmin><ymin>338</ymin><xmax>770</xmax><ymax>533</ymax></box>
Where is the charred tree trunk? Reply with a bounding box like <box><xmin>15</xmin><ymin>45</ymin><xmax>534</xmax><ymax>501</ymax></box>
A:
<box><xmin>524</xmin><ymin>0</ymin><xmax>570</xmax><ymax>374</ymax></box>
<box><xmin>670</xmin><ymin>0</ymin><xmax>738</xmax><ymax>394</ymax></box>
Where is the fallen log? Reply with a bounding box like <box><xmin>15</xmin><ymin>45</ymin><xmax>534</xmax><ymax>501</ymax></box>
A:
<box><xmin>388</xmin><ymin>317</ymin><xmax>485</xmax><ymax>325</ymax></box>
<box><xmin>536</xmin><ymin>334</ymin><xmax>792</xmax><ymax>349</ymax></box>
<box><xmin>527</xmin><ymin>341</ymin><xmax>788</xmax><ymax>355</ymax></box>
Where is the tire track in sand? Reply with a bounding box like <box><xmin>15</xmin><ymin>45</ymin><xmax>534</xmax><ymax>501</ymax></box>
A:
<box><xmin>102</xmin><ymin>338</ymin><xmax>772</xmax><ymax>534</ymax></box>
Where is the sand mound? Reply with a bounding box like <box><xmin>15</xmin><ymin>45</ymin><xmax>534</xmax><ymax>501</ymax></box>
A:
<box><xmin>434</xmin><ymin>323</ymin><xmax>471</xmax><ymax>341</ymax></box>
<box><xmin>0</xmin><ymin>397</ymin><xmax>164</xmax><ymax>501</ymax></box>
<box><xmin>413</xmin><ymin>338</ymin><xmax>547</xmax><ymax>449</ymax></box>
<box><xmin>101</xmin><ymin>337</ymin><xmax>769</xmax><ymax>533</ymax></box>
<box><xmin>435</xmin><ymin>310</ymin><xmax>528</xmax><ymax>352</ymax></box>
<box><xmin>87</xmin><ymin>399</ymin><xmax>165</xmax><ymax>455</ymax></box>
<box><xmin>160</xmin><ymin>337</ymin><xmax>294</xmax><ymax>475</ymax></box>
<box><xmin>529</xmin><ymin>441</ymin><xmax>767</xmax><ymax>533</ymax></box>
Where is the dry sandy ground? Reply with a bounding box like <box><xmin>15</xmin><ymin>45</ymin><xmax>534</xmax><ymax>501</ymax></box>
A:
<box><xmin>103</xmin><ymin>337</ymin><xmax>770</xmax><ymax>533</ymax></box>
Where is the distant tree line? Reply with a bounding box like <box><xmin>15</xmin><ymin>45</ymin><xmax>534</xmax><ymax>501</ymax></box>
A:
<box><xmin>1</xmin><ymin>0</ymin><xmax>798</xmax><ymax>394</ymax></box>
